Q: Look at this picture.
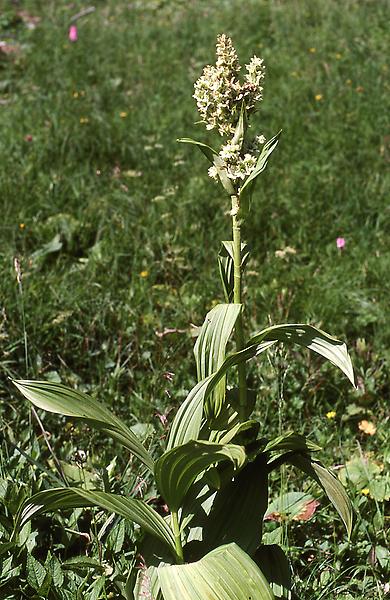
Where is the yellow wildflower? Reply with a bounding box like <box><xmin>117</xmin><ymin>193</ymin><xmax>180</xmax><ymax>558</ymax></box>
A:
<box><xmin>73</xmin><ymin>91</ymin><xmax>79</xmax><ymax>98</ymax></box>
<box><xmin>120</xmin><ymin>111</ymin><xmax>128</xmax><ymax>118</ymax></box>
<box><xmin>360</xmin><ymin>488</ymin><xmax>370</xmax><ymax>496</ymax></box>
<box><xmin>80</xmin><ymin>117</ymin><xmax>89</xmax><ymax>124</ymax></box>
<box><xmin>326</xmin><ymin>411</ymin><xmax>336</xmax><ymax>420</ymax></box>
<box><xmin>19</xmin><ymin>223</ymin><xmax>25</xmax><ymax>230</ymax></box>
<box><xmin>315</xmin><ymin>94</ymin><xmax>323</xmax><ymax>101</ymax></box>
<box><xmin>309</xmin><ymin>47</ymin><xmax>316</xmax><ymax>53</ymax></box>
<box><xmin>140</xmin><ymin>270</ymin><xmax>149</xmax><ymax>278</ymax></box>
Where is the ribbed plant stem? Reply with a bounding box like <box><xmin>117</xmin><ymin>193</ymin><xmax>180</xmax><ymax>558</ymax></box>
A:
<box><xmin>171</xmin><ymin>510</ymin><xmax>184</xmax><ymax>563</ymax></box>
<box><xmin>231</xmin><ymin>195</ymin><xmax>247</xmax><ymax>421</ymax></box>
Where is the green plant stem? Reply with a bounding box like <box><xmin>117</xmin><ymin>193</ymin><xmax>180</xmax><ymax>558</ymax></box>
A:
<box><xmin>171</xmin><ymin>510</ymin><xmax>184</xmax><ymax>563</ymax></box>
<box><xmin>231</xmin><ymin>195</ymin><xmax>247</xmax><ymax>421</ymax></box>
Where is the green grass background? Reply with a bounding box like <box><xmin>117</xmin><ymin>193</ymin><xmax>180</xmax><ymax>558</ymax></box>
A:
<box><xmin>0</xmin><ymin>0</ymin><xmax>389</xmax><ymax>597</ymax></box>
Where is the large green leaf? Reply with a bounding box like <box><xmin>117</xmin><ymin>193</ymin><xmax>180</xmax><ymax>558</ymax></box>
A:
<box><xmin>254</xmin><ymin>545</ymin><xmax>292</xmax><ymax>600</ymax></box>
<box><xmin>16</xmin><ymin>488</ymin><xmax>177</xmax><ymax>557</ymax></box>
<box><xmin>167</xmin><ymin>341</ymin><xmax>276</xmax><ymax>449</ymax></box>
<box><xmin>247</xmin><ymin>323</ymin><xmax>355</xmax><ymax>386</ymax></box>
<box><xmin>284</xmin><ymin>454</ymin><xmax>353</xmax><ymax>537</ymax></box>
<box><xmin>200</xmin><ymin>453</ymin><xmax>268</xmax><ymax>556</ymax></box>
<box><xmin>13</xmin><ymin>380</ymin><xmax>154</xmax><ymax>470</ymax></box>
<box><xmin>217</xmin><ymin>418</ymin><xmax>260</xmax><ymax>445</ymax></box>
<box><xmin>264</xmin><ymin>432</ymin><xmax>321</xmax><ymax>455</ymax></box>
<box><xmin>195</xmin><ymin>304</ymin><xmax>242</xmax><ymax>380</ymax></box>
<box><xmin>168</xmin><ymin>323</ymin><xmax>354</xmax><ymax>449</ymax></box>
<box><xmin>218</xmin><ymin>242</ymin><xmax>250</xmax><ymax>303</ymax></box>
<box><xmin>155</xmin><ymin>440</ymin><xmax>246</xmax><ymax>512</ymax></box>
<box><xmin>194</xmin><ymin>303</ymin><xmax>242</xmax><ymax>411</ymax></box>
<box><xmin>158</xmin><ymin>542</ymin><xmax>275</xmax><ymax>600</ymax></box>
<box><xmin>166</xmin><ymin>375</ymin><xmax>211</xmax><ymax>451</ymax></box>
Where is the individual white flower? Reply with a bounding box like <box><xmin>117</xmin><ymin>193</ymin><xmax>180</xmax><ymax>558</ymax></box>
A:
<box><xmin>208</xmin><ymin>165</ymin><xmax>219</xmax><ymax>180</ymax></box>
<box><xmin>242</xmin><ymin>153</ymin><xmax>257</xmax><ymax>172</ymax></box>
<box><xmin>220</xmin><ymin>142</ymin><xmax>240</xmax><ymax>161</ymax></box>
<box><xmin>255</xmin><ymin>134</ymin><xmax>266</xmax><ymax>145</ymax></box>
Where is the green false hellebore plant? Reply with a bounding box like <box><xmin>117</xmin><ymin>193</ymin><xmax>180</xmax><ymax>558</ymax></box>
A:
<box><xmin>13</xmin><ymin>35</ymin><xmax>355</xmax><ymax>600</ymax></box>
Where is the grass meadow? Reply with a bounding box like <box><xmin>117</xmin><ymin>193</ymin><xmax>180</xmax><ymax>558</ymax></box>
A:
<box><xmin>0</xmin><ymin>0</ymin><xmax>389</xmax><ymax>598</ymax></box>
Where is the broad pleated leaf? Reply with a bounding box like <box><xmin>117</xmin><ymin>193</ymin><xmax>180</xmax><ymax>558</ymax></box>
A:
<box><xmin>217</xmin><ymin>419</ymin><xmax>260</xmax><ymax>445</ymax></box>
<box><xmin>178</xmin><ymin>138</ymin><xmax>235</xmax><ymax>195</ymax></box>
<box><xmin>284</xmin><ymin>454</ymin><xmax>353</xmax><ymax>537</ymax></box>
<box><xmin>167</xmin><ymin>341</ymin><xmax>276</xmax><ymax>449</ymax></box>
<box><xmin>168</xmin><ymin>323</ymin><xmax>353</xmax><ymax>449</ymax></box>
<box><xmin>17</xmin><ymin>488</ymin><xmax>177</xmax><ymax>557</ymax></box>
<box><xmin>206</xmin><ymin>387</ymin><xmax>257</xmax><ymax>445</ymax></box>
<box><xmin>166</xmin><ymin>376</ymin><xmax>211</xmax><ymax>450</ymax></box>
<box><xmin>155</xmin><ymin>440</ymin><xmax>246</xmax><ymax>512</ymax></box>
<box><xmin>201</xmin><ymin>454</ymin><xmax>268</xmax><ymax>556</ymax></box>
<box><xmin>158</xmin><ymin>542</ymin><xmax>275</xmax><ymax>600</ymax></box>
<box><xmin>254</xmin><ymin>545</ymin><xmax>292</xmax><ymax>600</ymax></box>
<box><xmin>218</xmin><ymin>242</ymin><xmax>250</xmax><ymax>303</ymax></box>
<box><xmin>247</xmin><ymin>323</ymin><xmax>355</xmax><ymax>387</ymax></box>
<box><xmin>194</xmin><ymin>303</ymin><xmax>242</xmax><ymax>411</ymax></box>
<box><xmin>195</xmin><ymin>304</ymin><xmax>242</xmax><ymax>381</ymax></box>
<box><xmin>264</xmin><ymin>432</ymin><xmax>321</xmax><ymax>455</ymax></box>
<box><xmin>13</xmin><ymin>380</ymin><xmax>154</xmax><ymax>470</ymax></box>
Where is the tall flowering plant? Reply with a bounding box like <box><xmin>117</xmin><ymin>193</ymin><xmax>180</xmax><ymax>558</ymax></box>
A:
<box><xmin>13</xmin><ymin>36</ymin><xmax>355</xmax><ymax>599</ymax></box>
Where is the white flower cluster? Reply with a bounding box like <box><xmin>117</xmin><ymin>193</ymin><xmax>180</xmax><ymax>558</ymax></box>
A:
<box><xmin>193</xmin><ymin>34</ymin><xmax>265</xmax><ymax>136</ymax></box>
<box><xmin>194</xmin><ymin>35</ymin><xmax>267</xmax><ymax>185</ymax></box>
<box><xmin>208</xmin><ymin>143</ymin><xmax>257</xmax><ymax>182</ymax></box>
<box><xmin>244</xmin><ymin>56</ymin><xmax>265</xmax><ymax>110</ymax></box>
<box><xmin>208</xmin><ymin>133</ymin><xmax>266</xmax><ymax>184</ymax></box>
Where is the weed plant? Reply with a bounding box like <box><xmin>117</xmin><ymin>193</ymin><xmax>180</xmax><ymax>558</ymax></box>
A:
<box><xmin>0</xmin><ymin>1</ymin><xmax>389</xmax><ymax>598</ymax></box>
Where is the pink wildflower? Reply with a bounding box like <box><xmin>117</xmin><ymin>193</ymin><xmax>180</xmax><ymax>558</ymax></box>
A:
<box><xmin>336</xmin><ymin>237</ymin><xmax>346</xmax><ymax>249</ymax></box>
<box><xmin>68</xmin><ymin>25</ymin><xmax>78</xmax><ymax>42</ymax></box>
